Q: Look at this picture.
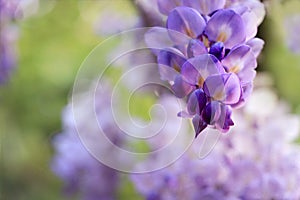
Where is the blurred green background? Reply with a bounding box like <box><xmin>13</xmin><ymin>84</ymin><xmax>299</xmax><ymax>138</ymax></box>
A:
<box><xmin>0</xmin><ymin>0</ymin><xmax>299</xmax><ymax>199</ymax></box>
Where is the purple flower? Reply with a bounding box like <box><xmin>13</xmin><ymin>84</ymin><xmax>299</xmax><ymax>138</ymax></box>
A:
<box><xmin>203</xmin><ymin>73</ymin><xmax>241</xmax><ymax>104</ymax></box>
<box><xmin>157</xmin><ymin>47</ymin><xmax>187</xmax><ymax>81</ymax></box>
<box><xmin>175</xmin><ymin>54</ymin><xmax>239</xmax><ymax>134</ymax></box>
<box><xmin>0</xmin><ymin>25</ymin><xmax>18</xmax><ymax>84</ymax></box>
<box><xmin>183</xmin><ymin>0</ymin><xmax>226</xmax><ymax>16</ymax></box>
<box><xmin>181</xmin><ymin>54</ymin><xmax>225</xmax><ymax>88</ymax></box>
<box><xmin>157</xmin><ymin>47</ymin><xmax>194</xmax><ymax>97</ymax></box>
<box><xmin>52</xmin><ymin>130</ymin><xmax>119</xmax><ymax>200</ymax></box>
<box><xmin>52</xmin><ymin>83</ymin><xmax>125</xmax><ymax>200</ymax></box>
<box><xmin>209</xmin><ymin>42</ymin><xmax>225</xmax><ymax>60</ymax></box>
<box><xmin>157</xmin><ymin>0</ymin><xmax>183</xmax><ymax>15</ymax></box>
<box><xmin>187</xmin><ymin>39</ymin><xmax>207</xmax><ymax>57</ymax></box>
<box><xmin>131</xmin><ymin>85</ymin><xmax>300</xmax><ymax>199</ymax></box>
<box><xmin>144</xmin><ymin>0</ymin><xmax>265</xmax><ymax>136</ymax></box>
<box><xmin>284</xmin><ymin>14</ymin><xmax>300</xmax><ymax>54</ymax></box>
<box><xmin>222</xmin><ymin>44</ymin><xmax>257</xmax><ymax>83</ymax></box>
<box><xmin>204</xmin><ymin>9</ymin><xmax>246</xmax><ymax>48</ymax></box>
<box><xmin>167</xmin><ymin>7</ymin><xmax>206</xmax><ymax>41</ymax></box>
<box><xmin>246</xmin><ymin>37</ymin><xmax>264</xmax><ymax>58</ymax></box>
<box><xmin>0</xmin><ymin>0</ymin><xmax>20</xmax><ymax>84</ymax></box>
<box><xmin>0</xmin><ymin>0</ymin><xmax>40</xmax><ymax>84</ymax></box>
<box><xmin>94</xmin><ymin>9</ymin><xmax>138</xmax><ymax>36</ymax></box>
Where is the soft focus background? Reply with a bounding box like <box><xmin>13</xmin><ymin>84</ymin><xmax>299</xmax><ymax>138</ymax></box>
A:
<box><xmin>0</xmin><ymin>0</ymin><xmax>300</xmax><ymax>199</ymax></box>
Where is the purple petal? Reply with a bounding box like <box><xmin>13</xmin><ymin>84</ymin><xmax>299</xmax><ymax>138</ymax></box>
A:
<box><xmin>246</xmin><ymin>37</ymin><xmax>264</xmax><ymax>58</ymax></box>
<box><xmin>145</xmin><ymin>27</ymin><xmax>174</xmax><ymax>56</ymax></box>
<box><xmin>231</xmin><ymin>81</ymin><xmax>253</xmax><ymax>108</ymax></box>
<box><xmin>171</xmin><ymin>75</ymin><xmax>194</xmax><ymax>98</ymax></box>
<box><xmin>167</xmin><ymin>6</ymin><xmax>206</xmax><ymax>42</ymax></box>
<box><xmin>228</xmin><ymin>0</ymin><xmax>265</xmax><ymax>26</ymax></box>
<box><xmin>192</xmin><ymin>114</ymin><xmax>207</xmax><ymax>137</ymax></box>
<box><xmin>157</xmin><ymin>47</ymin><xmax>187</xmax><ymax>81</ymax></box>
<box><xmin>209</xmin><ymin>42</ymin><xmax>225</xmax><ymax>60</ymax></box>
<box><xmin>229</xmin><ymin>5</ymin><xmax>258</xmax><ymax>40</ymax></box>
<box><xmin>203</xmin><ymin>73</ymin><xmax>241</xmax><ymax>105</ymax></box>
<box><xmin>222</xmin><ymin>44</ymin><xmax>257</xmax><ymax>82</ymax></box>
<box><xmin>177</xmin><ymin>110</ymin><xmax>193</xmax><ymax>118</ymax></box>
<box><xmin>157</xmin><ymin>0</ymin><xmax>183</xmax><ymax>15</ymax></box>
<box><xmin>187</xmin><ymin>89</ymin><xmax>207</xmax><ymax>115</ymax></box>
<box><xmin>181</xmin><ymin>54</ymin><xmax>225</xmax><ymax>86</ymax></box>
<box><xmin>202</xmin><ymin>101</ymin><xmax>234</xmax><ymax>132</ymax></box>
<box><xmin>183</xmin><ymin>0</ymin><xmax>225</xmax><ymax>15</ymax></box>
<box><xmin>187</xmin><ymin>39</ymin><xmax>207</xmax><ymax>58</ymax></box>
<box><xmin>201</xmin><ymin>101</ymin><xmax>222</xmax><ymax>125</ymax></box>
<box><xmin>215</xmin><ymin>104</ymin><xmax>234</xmax><ymax>132</ymax></box>
<box><xmin>204</xmin><ymin>9</ymin><xmax>246</xmax><ymax>48</ymax></box>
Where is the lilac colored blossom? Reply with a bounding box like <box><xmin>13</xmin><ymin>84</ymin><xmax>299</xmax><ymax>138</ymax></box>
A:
<box><xmin>131</xmin><ymin>86</ymin><xmax>300</xmax><ymax>200</ymax></box>
<box><xmin>52</xmin><ymin>129</ymin><xmax>118</xmax><ymax>200</ymax></box>
<box><xmin>167</xmin><ymin>7</ymin><xmax>206</xmax><ymax>40</ymax></box>
<box><xmin>157</xmin><ymin>0</ymin><xmax>183</xmax><ymax>15</ymax></box>
<box><xmin>0</xmin><ymin>0</ymin><xmax>40</xmax><ymax>84</ymax></box>
<box><xmin>52</xmin><ymin>82</ymin><xmax>125</xmax><ymax>200</ymax></box>
<box><xmin>284</xmin><ymin>14</ymin><xmax>300</xmax><ymax>54</ymax></box>
<box><xmin>0</xmin><ymin>0</ymin><xmax>20</xmax><ymax>84</ymax></box>
<box><xmin>94</xmin><ymin>10</ymin><xmax>137</xmax><ymax>36</ymax></box>
<box><xmin>204</xmin><ymin>9</ymin><xmax>246</xmax><ymax>48</ymax></box>
<box><xmin>0</xmin><ymin>25</ymin><xmax>18</xmax><ymax>84</ymax></box>
<box><xmin>144</xmin><ymin>0</ymin><xmax>265</xmax><ymax>136</ymax></box>
<box><xmin>135</xmin><ymin>0</ymin><xmax>164</xmax><ymax>26</ymax></box>
<box><xmin>183</xmin><ymin>0</ymin><xmax>226</xmax><ymax>16</ymax></box>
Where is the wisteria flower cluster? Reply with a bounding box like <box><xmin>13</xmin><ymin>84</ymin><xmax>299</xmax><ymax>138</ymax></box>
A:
<box><xmin>146</xmin><ymin>0</ymin><xmax>265</xmax><ymax>136</ymax></box>
<box><xmin>51</xmin><ymin>80</ymin><xmax>192</xmax><ymax>199</ymax></box>
<box><xmin>51</xmin><ymin>82</ymin><xmax>126</xmax><ymax>200</ymax></box>
<box><xmin>131</xmin><ymin>86</ymin><xmax>300</xmax><ymax>199</ymax></box>
<box><xmin>52</xmin><ymin>126</ymin><xmax>119</xmax><ymax>200</ymax></box>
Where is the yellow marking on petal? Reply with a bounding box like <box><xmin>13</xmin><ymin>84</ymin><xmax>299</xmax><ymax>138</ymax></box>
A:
<box><xmin>198</xmin><ymin>77</ymin><xmax>205</xmax><ymax>87</ymax></box>
<box><xmin>229</xmin><ymin>65</ymin><xmax>240</xmax><ymax>73</ymax></box>
<box><xmin>214</xmin><ymin>91</ymin><xmax>225</xmax><ymax>101</ymax></box>
<box><xmin>217</xmin><ymin>31</ymin><xmax>228</xmax><ymax>43</ymax></box>
<box><xmin>185</xmin><ymin>27</ymin><xmax>195</xmax><ymax>38</ymax></box>
<box><xmin>175</xmin><ymin>0</ymin><xmax>181</xmax><ymax>6</ymax></box>
<box><xmin>173</xmin><ymin>63</ymin><xmax>181</xmax><ymax>72</ymax></box>
<box><xmin>203</xmin><ymin>36</ymin><xmax>210</xmax><ymax>48</ymax></box>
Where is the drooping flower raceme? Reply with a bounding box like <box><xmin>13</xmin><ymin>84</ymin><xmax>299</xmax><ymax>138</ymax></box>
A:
<box><xmin>145</xmin><ymin>0</ymin><xmax>265</xmax><ymax>136</ymax></box>
<box><xmin>52</xmin><ymin>82</ymin><xmax>126</xmax><ymax>200</ymax></box>
<box><xmin>131</xmin><ymin>86</ymin><xmax>300</xmax><ymax>199</ymax></box>
<box><xmin>52</xmin><ymin>127</ymin><xmax>119</xmax><ymax>200</ymax></box>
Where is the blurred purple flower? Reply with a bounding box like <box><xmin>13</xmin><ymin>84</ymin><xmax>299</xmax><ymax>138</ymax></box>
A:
<box><xmin>0</xmin><ymin>25</ymin><xmax>18</xmax><ymax>84</ymax></box>
<box><xmin>52</xmin><ymin>83</ymin><xmax>125</xmax><ymax>200</ymax></box>
<box><xmin>157</xmin><ymin>0</ymin><xmax>183</xmax><ymax>15</ymax></box>
<box><xmin>94</xmin><ymin>9</ymin><xmax>138</xmax><ymax>36</ymax></box>
<box><xmin>284</xmin><ymin>14</ymin><xmax>300</xmax><ymax>54</ymax></box>
<box><xmin>131</xmin><ymin>86</ymin><xmax>300</xmax><ymax>199</ymax></box>
<box><xmin>52</xmin><ymin>129</ymin><xmax>119</xmax><ymax>200</ymax></box>
<box><xmin>183</xmin><ymin>0</ymin><xmax>226</xmax><ymax>16</ymax></box>
<box><xmin>143</xmin><ymin>0</ymin><xmax>265</xmax><ymax>136</ymax></box>
<box><xmin>0</xmin><ymin>0</ymin><xmax>20</xmax><ymax>84</ymax></box>
<box><xmin>0</xmin><ymin>0</ymin><xmax>40</xmax><ymax>84</ymax></box>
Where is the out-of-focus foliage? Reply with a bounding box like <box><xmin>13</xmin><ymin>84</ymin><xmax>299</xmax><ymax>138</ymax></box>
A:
<box><xmin>260</xmin><ymin>0</ymin><xmax>300</xmax><ymax>113</ymax></box>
